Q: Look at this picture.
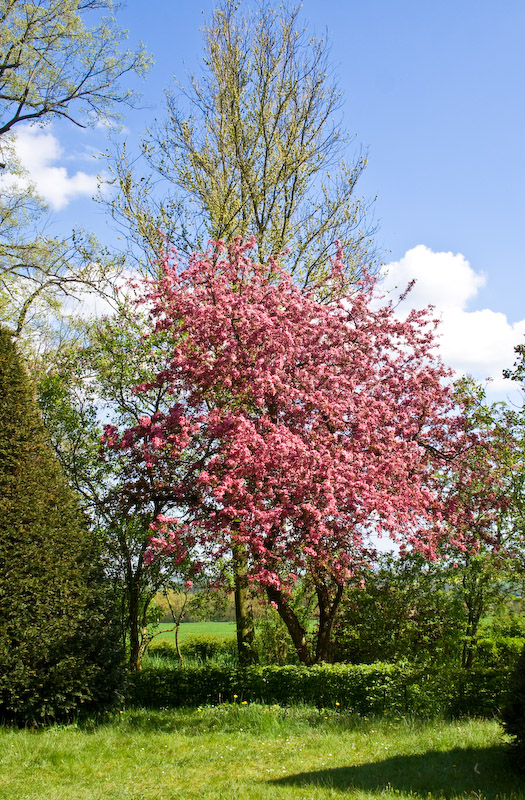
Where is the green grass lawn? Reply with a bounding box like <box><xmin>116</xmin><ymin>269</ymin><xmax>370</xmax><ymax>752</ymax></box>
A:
<box><xmin>0</xmin><ymin>706</ymin><xmax>523</xmax><ymax>800</ymax></box>
<box><xmin>152</xmin><ymin>621</ymin><xmax>237</xmax><ymax>643</ymax></box>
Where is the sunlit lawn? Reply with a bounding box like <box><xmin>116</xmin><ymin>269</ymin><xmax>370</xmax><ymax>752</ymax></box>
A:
<box><xmin>0</xmin><ymin>706</ymin><xmax>523</xmax><ymax>800</ymax></box>
<box><xmin>152</xmin><ymin>621</ymin><xmax>236</xmax><ymax>642</ymax></box>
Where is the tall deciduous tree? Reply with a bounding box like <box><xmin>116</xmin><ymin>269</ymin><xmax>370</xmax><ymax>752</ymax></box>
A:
<box><xmin>108</xmin><ymin>0</ymin><xmax>374</xmax><ymax>286</ymax></box>
<box><xmin>0</xmin><ymin>0</ymin><xmax>150</xmax><ymax>335</ymax></box>
<box><xmin>504</xmin><ymin>344</ymin><xmax>525</xmax><ymax>540</ymax></box>
<box><xmin>102</xmin><ymin>239</ymin><xmax>474</xmax><ymax>665</ymax></box>
<box><xmin>0</xmin><ymin>326</ymin><xmax>123</xmax><ymax>722</ymax></box>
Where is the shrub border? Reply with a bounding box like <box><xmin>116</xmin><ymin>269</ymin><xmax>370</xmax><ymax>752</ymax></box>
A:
<box><xmin>128</xmin><ymin>662</ymin><xmax>510</xmax><ymax>717</ymax></box>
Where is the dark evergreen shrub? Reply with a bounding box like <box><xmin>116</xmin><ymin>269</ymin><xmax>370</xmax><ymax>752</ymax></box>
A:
<box><xmin>502</xmin><ymin>643</ymin><xmax>525</xmax><ymax>771</ymax></box>
<box><xmin>0</xmin><ymin>327</ymin><xmax>124</xmax><ymax>723</ymax></box>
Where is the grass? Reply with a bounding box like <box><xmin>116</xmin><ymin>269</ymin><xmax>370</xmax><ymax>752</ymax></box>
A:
<box><xmin>151</xmin><ymin>621</ymin><xmax>237</xmax><ymax>643</ymax></box>
<box><xmin>0</xmin><ymin>706</ymin><xmax>523</xmax><ymax>799</ymax></box>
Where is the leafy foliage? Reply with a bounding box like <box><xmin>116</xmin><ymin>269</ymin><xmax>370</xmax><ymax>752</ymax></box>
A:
<box><xmin>104</xmin><ymin>239</ymin><xmax>495</xmax><ymax>665</ymax></box>
<box><xmin>332</xmin><ymin>554</ymin><xmax>465</xmax><ymax>666</ymax></box>
<box><xmin>37</xmin><ymin>312</ymin><xmax>195</xmax><ymax>670</ymax></box>
<box><xmin>0</xmin><ymin>327</ymin><xmax>123</xmax><ymax>723</ymax></box>
<box><xmin>0</xmin><ymin>0</ymin><xmax>150</xmax><ymax>136</ymax></box>
<box><xmin>0</xmin><ymin>0</ymin><xmax>150</xmax><ymax>334</ymax></box>
<box><xmin>333</xmin><ymin>548</ymin><xmax>524</xmax><ymax>670</ymax></box>
<box><xmin>128</xmin><ymin>661</ymin><xmax>509</xmax><ymax>718</ymax></box>
<box><xmin>147</xmin><ymin>635</ymin><xmax>238</xmax><ymax>668</ymax></box>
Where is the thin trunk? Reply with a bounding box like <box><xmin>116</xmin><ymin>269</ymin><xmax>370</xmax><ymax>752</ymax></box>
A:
<box><xmin>128</xmin><ymin>582</ymin><xmax>142</xmax><ymax>671</ymax></box>
<box><xmin>315</xmin><ymin>581</ymin><xmax>343</xmax><ymax>663</ymax></box>
<box><xmin>175</xmin><ymin>620</ymin><xmax>184</xmax><ymax>666</ymax></box>
<box><xmin>462</xmin><ymin>604</ymin><xmax>483</xmax><ymax>669</ymax></box>
<box><xmin>462</xmin><ymin>580</ymin><xmax>484</xmax><ymax>669</ymax></box>
<box><xmin>232</xmin><ymin>543</ymin><xmax>258</xmax><ymax>666</ymax></box>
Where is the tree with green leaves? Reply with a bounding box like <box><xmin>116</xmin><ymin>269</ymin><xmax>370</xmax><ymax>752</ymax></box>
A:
<box><xmin>0</xmin><ymin>0</ymin><xmax>150</xmax><ymax>335</ymax></box>
<box><xmin>432</xmin><ymin>378</ymin><xmax>522</xmax><ymax>669</ymax></box>
<box><xmin>108</xmin><ymin>0</ymin><xmax>374</xmax><ymax>286</ymax></box>
<box><xmin>0</xmin><ymin>0</ymin><xmax>149</xmax><ymax>135</ymax></box>
<box><xmin>0</xmin><ymin>326</ymin><xmax>123</xmax><ymax>723</ymax></box>
<box><xmin>332</xmin><ymin>552</ymin><xmax>465</xmax><ymax>666</ymax></box>
<box><xmin>37</xmin><ymin>311</ymin><xmax>195</xmax><ymax>671</ymax></box>
<box><xmin>500</xmin><ymin>343</ymin><xmax>525</xmax><ymax>767</ymax></box>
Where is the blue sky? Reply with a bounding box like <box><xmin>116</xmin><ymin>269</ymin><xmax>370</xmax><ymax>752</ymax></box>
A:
<box><xmin>10</xmin><ymin>0</ymin><xmax>525</xmax><ymax>401</ymax></box>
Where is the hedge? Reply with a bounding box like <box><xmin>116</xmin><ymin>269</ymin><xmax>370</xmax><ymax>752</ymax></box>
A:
<box><xmin>127</xmin><ymin>662</ymin><xmax>511</xmax><ymax>717</ymax></box>
<box><xmin>148</xmin><ymin>636</ymin><xmax>237</xmax><ymax>663</ymax></box>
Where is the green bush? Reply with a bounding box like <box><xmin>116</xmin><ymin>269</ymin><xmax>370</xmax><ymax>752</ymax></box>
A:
<box><xmin>147</xmin><ymin>641</ymin><xmax>180</xmax><ymax>660</ymax></box>
<box><xmin>128</xmin><ymin>661</ymin><xmax>510</xmax><ymax>717</ymax></box>
<box><xmin>0</xmin><ymin>328</ymin><xmax>124</xmax><ymax>724</ymax></box>
<box><xmin>476</xmin><ymin>637</ymin><xmax>525</xmax><ymax>670</ymax></box>
<box><xmin>254</xmin><ymin>615</ymin><xmax>301</xmax><ymax>665</ymax></box>
<box><xmin>180</xmin><ymin>635</ymin><xmax>237</xmax><ymax>664</ymax></box>
<box><xmin>128</xmin><ymin>663</ymin><xmax>235</xmax><ymax>707</ymax></box>
<box><xmin>501</xmin><ymin>643</ymin><xmax>525</xmax><ymax>770</ymax></box>
<box><xmin>332</xmin><ymin>554</ymin><xmax>464</xmax><ymax>666</ymax></box>
<box><xmin>146</xmin><ymin>635</ymin><xmax>238</xmax><ymax>667</ymax></box>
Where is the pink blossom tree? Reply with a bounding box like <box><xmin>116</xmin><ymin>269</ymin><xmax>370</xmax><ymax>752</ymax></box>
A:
<box><xmin>103</xmin><ymin>237</ymin><xmax>473</xmax><ymax>664</ymax></box>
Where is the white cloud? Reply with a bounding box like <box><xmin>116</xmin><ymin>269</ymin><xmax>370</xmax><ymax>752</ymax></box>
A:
<box><xmin>61</xmin><ymin>269</ymin><xmax>145</xmax><ymax>320</ymax></box>
<box><xmin>381</xmin><ymin>245</ymin><xmax>486</xmax><ymax>310</ymax></box>
<box><xmin>9</xmin><ymin>125</ymin><xmax>100</xmax><ymax>210</ymax></box>
<box><xmin>381</xmin><ymin>245</ymin><xmax>525</xmax><ymax>399</ymax></box>
<box><xmin>61</xmin><ymin>289</ymin><xmax>118</xmax><ymax>320</ymax></box>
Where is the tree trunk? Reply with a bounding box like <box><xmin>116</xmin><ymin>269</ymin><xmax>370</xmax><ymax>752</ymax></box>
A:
<box><xmin>232</xmin><ymin>544</ymin><xmax>258</xmax><ymax>666</ymax></box>
<box><xmin>461</xmin><ymin>573</ymin><xmax>484</xmax><ymax>669</ymax></box>
<box><xmin>462</xmin><ymin>601</ymin><xmax>483</xmax><ymax>669</ymax></box>
<box><xmin>128</xmin><ymin>582</ymin><xmax>142</xmax><ymax>671</ymax></box>
<box><xmin>266</xmin><ymin>585</ymin><xmax>313</xmax><ymax>665</ymax></box>
<box><xmin>315</xmin><ymin>581</ymin><xmax>343</xmax><ymax>663</ymax></box>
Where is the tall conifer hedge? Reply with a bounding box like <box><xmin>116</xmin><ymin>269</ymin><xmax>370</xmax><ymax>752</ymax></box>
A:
<box><xmin>0</xmin><ymin>328</ymin><xmax>123</xmax><ymax>723</ymax></box>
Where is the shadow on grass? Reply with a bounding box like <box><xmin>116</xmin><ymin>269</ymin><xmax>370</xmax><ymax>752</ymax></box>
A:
<box><xmin>272</xmin><ymin>746</ymin><xmax>525</xmax><ymax>799</ymax></box>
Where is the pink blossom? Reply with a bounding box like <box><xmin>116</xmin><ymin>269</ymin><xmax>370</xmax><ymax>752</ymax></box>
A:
<box><xmin>100</xmin><ymin>238</ymin><xmax>498</xmax><ymax>663</ymax></box>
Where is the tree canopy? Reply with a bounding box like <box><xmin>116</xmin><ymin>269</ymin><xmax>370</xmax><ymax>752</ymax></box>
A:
<box><xmin>101</xmin><ymin>239</ymin><xmax>482</xmax><ymax>664</ymax></box>
<box><xmin>108</xmin><ymin>0</ymin><xmax>373</xmax><ymax>287</ymax></box>
<box><xmin>0</xmin><ymin>0</ymin><xmax>149</xmax><ymax>336</ymax></box>
<box><xmin>0</xmin><ymin>0</ymin><xmax>150</xmax><ymax>136</ymax></box>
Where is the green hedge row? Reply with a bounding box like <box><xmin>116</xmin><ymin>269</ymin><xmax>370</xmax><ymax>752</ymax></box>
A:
<box><xmin>148</xmin><ymin>637</ymin><xmax>237</xmax><ymax>662</ymax></box>
<box><xmin>127</xmin><ymin>662</ymin><xmax>511</xmax><ymax>717</ymax></box>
